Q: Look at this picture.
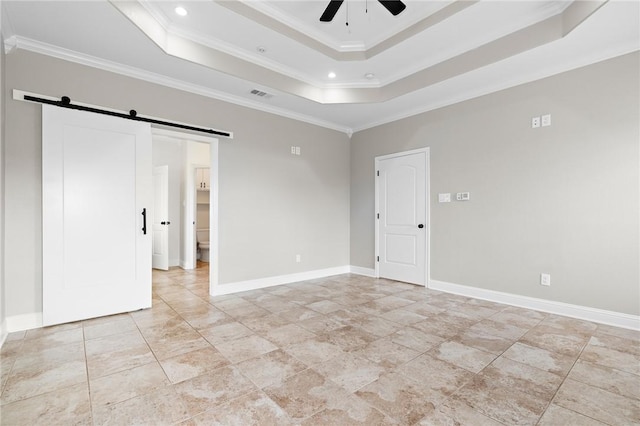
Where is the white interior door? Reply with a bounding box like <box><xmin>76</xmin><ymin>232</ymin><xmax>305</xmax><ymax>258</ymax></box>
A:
<box><xmin>152</xmin><ymin>165</ymin><xmax>169</xmax><ymax>270</ymax></box>
<box><xmin>42</xmin><ymin>105</ymin><xmax>152</xmax><ymax>326</ymax></box>
<box><xmin>377</xmin><ymin>150</ymin><xmax>428</xmax><ymax>286</ymax></box>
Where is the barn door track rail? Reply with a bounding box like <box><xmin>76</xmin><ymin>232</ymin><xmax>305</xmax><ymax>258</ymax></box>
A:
<box><xmin>13</xmin><ymin>89</ymin><xmax>233</xmax><ymax>139</ymax></box>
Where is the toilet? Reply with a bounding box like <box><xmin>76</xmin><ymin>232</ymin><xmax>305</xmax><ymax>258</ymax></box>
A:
<box><xmin>196</xmin><ymin>229</ymin><xmax>210</xmax><ymax>262</ymax></box>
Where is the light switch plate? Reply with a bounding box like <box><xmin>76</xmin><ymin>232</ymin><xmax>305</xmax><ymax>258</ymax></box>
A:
<box><xmin>456</xmin><ymin>192</ymin><xmax>470</xmax><ymax>201</ymax></box>
<box><xmin>438</xmin><ymin>193</ymin><xmax>451</xmax><ymax>203</ymax></box>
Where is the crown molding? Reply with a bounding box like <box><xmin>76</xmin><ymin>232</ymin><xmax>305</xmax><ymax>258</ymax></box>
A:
<box><xmin>353</xmin><ymin>42</ymin><xmax>640</xmax><ymax>133</ymax></box>
<box><xmin>11</xmin><ymin>36</ymin><xmax>352</xmax><ymax>134</ymax></box>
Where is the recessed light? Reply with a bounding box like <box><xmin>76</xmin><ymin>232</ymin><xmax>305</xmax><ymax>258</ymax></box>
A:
<box><xmin>257</xmin><ymin>46</ymin><xmax>267</xmax><ymax>54</ymax></box>
<box><xmin>174</xmin><ymin>6</ymin><xmax>188</xmax><ymax>16</ymax></box>
<box><xmin>328</xmin><ymin>72</ymin><xmax>337</xmax><ymax>79</ymax></box>
<box><xmin>365</xmin><ymin>73</ymin><xmax>375</xmax><ymax>79</ymax></box>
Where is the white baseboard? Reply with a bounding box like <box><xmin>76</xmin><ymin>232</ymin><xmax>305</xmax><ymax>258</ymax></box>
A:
<box><xmin>0</xmin><ymin>318</ymin><xmax>7</xmax><ymax>348</ymax></box>
<box><xmin>6</xmin><ymin>312</ymin><xmax>43</xmax><ymax>333</ymax></box>
<box><xmin>350</xmin><ymin>266</ymin><xmax>377</xmax><ymax>277</ymax></box>
<box><xmin>211</xmin><ymin>265</ymin><xmax>351</xmax><ymax>296</ymax></box>
<box><xmin>429</xmin><ymin>280</ymin><xmax>640</xmax><ymax>331</ymax></box>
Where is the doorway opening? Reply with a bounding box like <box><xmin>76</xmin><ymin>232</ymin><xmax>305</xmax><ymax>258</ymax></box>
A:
<box><xmin>151</xmin><ymin>128</ymin><xmax>219</xmax><ymax>295</ymax></box>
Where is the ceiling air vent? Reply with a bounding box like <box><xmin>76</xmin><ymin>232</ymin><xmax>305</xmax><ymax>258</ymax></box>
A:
<box><xmin>250</xmin><ymin>89</ymin><xmax>273</xmax><ymax>99</ymax></box>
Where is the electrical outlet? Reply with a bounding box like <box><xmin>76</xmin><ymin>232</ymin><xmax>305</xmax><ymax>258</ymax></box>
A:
<box><xmin>541</xmin><ymin>114</ymin><xmax>551</xmax><ymax>127</ymax></box>
<box><xmin>456</xmin><ymin>192</ymin><xmax>470</xmax><ymax>201</ymax></box>
<box><xmin>296</xmin><ymin>254</ymin><xmax>301</xmax><ymax>263</ymax></box>
<box><xmin>291</xmin><ymin>146</ymin><xmax>296</xmax><ymax>154</ymax></box>
<box><xmin>295</xmin><ymin>146</ymin><xmax>301</xmax><ymax>155</ymax></box>
<box><xmin>540</xmin><ymin>273</ymin><xmax>551</xmax><ymax>286</ymax></box>
<box><xmin>531</xmin><ymin>116</ymin><xmax>541</xmax><ymax>128</ymax></box>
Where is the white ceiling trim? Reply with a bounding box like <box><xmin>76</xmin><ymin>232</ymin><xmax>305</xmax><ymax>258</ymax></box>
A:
<box><xmin>225</xmin><ymin>0</ymin><xmax>476</xmax><ymax>56</ymax></box>
<box><xmin>7</xmin><ymin>36</ymin><xmax>352</xmax><ymax>134</ymax></box>
<box><xmin>352</xmin><ymin>40</ymin><xmax>640</xmax><ymax>132</ymax></box>
<box><xmin>113</xmin><ymin>0</ymin><xmax>608</xmax><ymax>105</ymax></box>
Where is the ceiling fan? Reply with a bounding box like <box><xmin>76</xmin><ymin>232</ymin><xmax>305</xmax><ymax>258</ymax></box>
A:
<box><xmin>320</xmin><ymin>0</ymin><xmax>407</xmax><ymax>22</ymax></box>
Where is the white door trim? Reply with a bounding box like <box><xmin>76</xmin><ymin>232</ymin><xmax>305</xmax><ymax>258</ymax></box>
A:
<box><xmin>375</xmin><ymin>147</ymin><xmax>431</xmax><ymax>285</ymax></box>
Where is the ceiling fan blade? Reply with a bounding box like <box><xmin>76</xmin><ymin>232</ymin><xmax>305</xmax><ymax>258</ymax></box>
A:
<box><xmin>320</xmin><ymin>0</ymin><xmax>344</xmax><ymax>22</ymax></box>
<box><xmin>378</xmin><ymin>0</ymin><xmax>406</xmax><ymax>16</ymax></box>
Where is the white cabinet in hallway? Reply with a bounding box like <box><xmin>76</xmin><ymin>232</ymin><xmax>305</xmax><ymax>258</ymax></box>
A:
<box><xmin>196</xmin><ymin>167</ymin><xmax>210</xmax><ymax>191</ymax></box>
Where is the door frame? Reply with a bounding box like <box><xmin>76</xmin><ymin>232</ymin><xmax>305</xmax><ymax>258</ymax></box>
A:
<box><xmin>151</xmin><ymin>128</ymin><xmax>219</xmax><ymax>292</ymax></box>
<box><xmin>374</xmin><ymin>147</ymin><xmax>431</xmax><ymax>286</ymax></box>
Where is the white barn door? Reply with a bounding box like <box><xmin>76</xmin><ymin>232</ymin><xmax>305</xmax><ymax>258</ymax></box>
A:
<box><xmin>42</xmin><ymin>105</ymin><xmax>152</xmax><ymax>326</ymax></box>
<box><xmin>376</xmin><ymin>149</ymin><xmax>429</xmax><ymax>286</ymax></box>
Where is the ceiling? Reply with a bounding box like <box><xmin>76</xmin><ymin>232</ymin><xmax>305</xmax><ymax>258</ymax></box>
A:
<box><xmin>2</xmin><ymin>0</ymin><xmax>639</xmax><ymax>134</ymax></box>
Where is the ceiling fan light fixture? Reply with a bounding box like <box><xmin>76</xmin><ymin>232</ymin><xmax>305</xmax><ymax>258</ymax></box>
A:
<box><xmin>174</xmin><ymin>6</ymin><xmax>188</xmax><ymax>16</ymax></box>
<box><xmin>328</xmin><ymin>72</ymin><xmax>337</xmax><ymax>79</ymax></box>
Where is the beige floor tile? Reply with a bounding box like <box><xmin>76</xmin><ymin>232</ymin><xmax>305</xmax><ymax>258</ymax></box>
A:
<box><xmin>380</xmin><ymin>308</ymin><xmax>427</xmax><ymax>325</ymax></box>
<box><xmin>1</xmin><ymin>358</ymin><xmax>87</xmax><ymax>404</ymax></box>
<box><xmin>159</xmin><ymin>346</ymin><xmax>230</xmax><ymax>384</ymax></box>
<box><xmin>190</xmin><ymin>391</ymin><xmax>295</xmax><ymax>425</ymax></box>
<box><xmin>453</xmin><ymin>376</ymin><xmax>549</xmax><ymax>426</ymax></box>
<box><xmin>297</xmin><ymin>315</ymin><xmax>344</xmax><ymax>333</ymax></box>
<box><xmin>480</xmin><ymin>356</ymin><xmax>563</xmax><ymax>400</ymax></box>
<box><xmin>85</xmin><ymin>331</ymin><xmax>156</xmax><ymax>379</ymax></box>
<box><xmin>390</xmin><ymin>326</ymin><xmax>445</xmax><ymax>352</ymax></box>
<box><xmin>317</xmin><ymin>325</ymin><xmax>377</xmax><ymax>352</ymax></box>
<box><xmin>450</xmin><ymin>328</ymin><xmax>515</xmax><ymax>355</ymax></box>
<box><xmin>20</xmin><ymin>328</ymin><xmax>84</xmax><ymax>355</ymax></box>
<box><xmin>538</xmin><ymin>404</ymin><xmax>608</xmax><ymax>426</ymax></box>
<box><xmin>265</xmin><ymin>368</ymin><xmax>352</xmax><ymax>421</ymax></box>
<box><xmin>82</xmin><ymin>314</ymin><xmax>137</xmax><ymax>340</ymax></box>
<box><xmin>93</xmin><ymin>385</ymin><xmax>189</xmax><ymax>426</ymax></box>
<box><xmin>579</xmin><ymin>338</ymin><xmax>640</xmax><ymax>375</ymax></box>
<box><xmin>568</xmin><ymin>359</ymin><xmax>640</xmax><ymax>400</ymax></box>
<box><xmin>262</xmin><ymin>323</ymin><xmax>316</xmax><ymax>346</ymax></box>
<box><xmin>397</xmin><ymin>353</ymin><xmax>474</xmax><ymax>396</ymax></box>
<box><xmin>313</xmin><ymin>352</ymin><xmax>386</xmax><ymax>392</ymax></box>
<box><xmin>214</xmin><ymin>334</ymin><xmax>278</xmax><ymax>363</ymax></box>
<box><xmin>0</xmin><ymin>383</ymin><xmax>91</xmax><ymax>426</ymax></box>
<box><xmin>355</xmin><ymin>371</ymin><xmax>446</xmax><ymax>424</ymax></box>
<box><xmin>235</xmin><ymin>349</ymin><xmax>307</xmax><ymax>389</ymax></box>
<box><xmin>416</xmin><ymin>399</ymin><xmax>504</xmax><ymax>426</ymax></box>
<box><xmin>355</xmin><ymin>337</ymin><xmax>420</xmax><ymax>368</ymax></box>
<box><xmin>4</xmin><ymin>268</ymin><xmax>639</xmax><ymax>426</ymax></box>
<box><xmin>198</xmin><ymin>321</ymin><xmax>254</xmax><ymax>345</ymax></box>
<box><xmin>283</xmin><ymin>337</ymin><xmax>345</xmax><ymax>366</ymax></box>
<box><xmin>411</xmin><ymin>316</ymin><xmax>465</xmax><ymax>339</ymax></box>
<box><xmin>277</xmin><ymin>306</ymin><xmax>322</xmax><ymax>322</ymax></box>
<box><xmin>429</xmin><ymin>341</ymin><xmax>497</xmax><ymax>373</ymax></box>
<box><xmin>469</xmin><ymin>319</ymin><xmax>530</xmax><ymax>340</ymax></box>
<box><xmin>502</xmin><ymin>342</ymin><xmax>576</xmax><ymax>376</ymax></box>
<box><xmin>302</xmin><ymin>394</ymin><xmax>398</xmax><ymax>425</ymax></box>
<box><xmin>519</xmin><ymin>324</ymin><xmax>590</xmax><ymax>357</ymax></box>
<box><xmin>173</xmin><ymin>366</ymin><xmax>257</xmax><ymax>417</ymax></box>
<box><xmin>553</xmin><ymin>378</ymin><xmax>640</xmax><ymax>425</ymax></box>
<box><xmin>89</xmin><ymin>362</ymin><xmax>169</xmax><ymax>407</ymax></box>
<box><xmin>145</xmin><ymin>330</ymin><xmax>211</xmax><ymax>361</ymax></box>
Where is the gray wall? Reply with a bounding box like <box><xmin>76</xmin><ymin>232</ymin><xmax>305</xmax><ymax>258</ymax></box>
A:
<box><xmin>351</xmin><ymin>52</ymin><xmax>639</xmax><ymax>316</ymax></box>
<box><xmin>4</xmin><ymin>49</ymin><xmax>350</xmax><ymax>319</ymax></box>
<box><xmin>1</xmin><ymin>32</ymin><xmax>7</xmax><ymax>339</ymax></box>
<box><xmin>152</xmin><ymin>137</ymin><xmax>184</xmax><ymax>267</ymax></box>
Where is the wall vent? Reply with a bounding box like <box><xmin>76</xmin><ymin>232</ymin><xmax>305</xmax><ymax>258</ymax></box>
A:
<box><xmin>250</xmin><ymin>89</ymin><xmax>273</xmax><ymax>99</ymax></box>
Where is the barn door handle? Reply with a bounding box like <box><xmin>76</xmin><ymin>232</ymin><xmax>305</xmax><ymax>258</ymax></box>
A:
<box><xmin>142</xmin><ymin>208</ymin><xmax>147</xmax><ymax>234</ymax></box>
<box><xmin>418</xmin><ymin>224</ymin><xmax>424</xmax><ymax>228</ymax></box>
<box><xmin>161</xmin><ymin>221</ymin><xmax>166</xmax><ymax>225</ymax></box>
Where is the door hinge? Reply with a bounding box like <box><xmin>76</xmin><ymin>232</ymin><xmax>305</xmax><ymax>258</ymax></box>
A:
<box><xmin>377</xmin><ymin>213</ymin><xmax>379</xmax><ymax>219</ymax></box>
<box><xmin>377</xmin><ymin>170</ymin><xmax>379</xmax><ymax>176</ymax></box>
<box><xmin>377</xmin><ymin>256</ymin><xmax>379</xmax><ymax>262</ymax></box>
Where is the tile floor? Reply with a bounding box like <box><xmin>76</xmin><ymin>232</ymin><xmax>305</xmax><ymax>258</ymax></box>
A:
<box><xmin>1</xmin><ymin>264</ymin><xmax>639</xmax><ymax>425</ymax></box>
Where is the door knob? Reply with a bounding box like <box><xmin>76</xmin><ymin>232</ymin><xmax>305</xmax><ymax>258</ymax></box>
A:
<box><xmin>418</xmin><ymin>224</ymin><xmax>424</xmax><ymax>228</ymax></box>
